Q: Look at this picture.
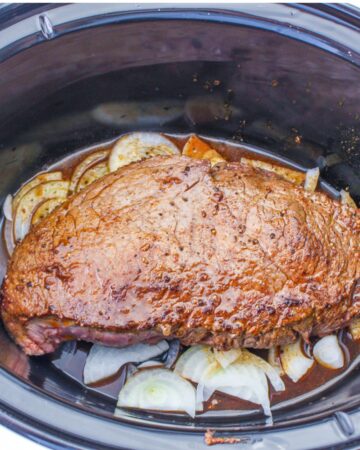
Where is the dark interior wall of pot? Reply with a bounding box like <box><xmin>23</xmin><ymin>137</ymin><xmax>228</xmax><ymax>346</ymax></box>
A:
<box><xmin>0</xmin><ymin>20</ymin><xmax>359</xmax><ymax>202</ymax></box>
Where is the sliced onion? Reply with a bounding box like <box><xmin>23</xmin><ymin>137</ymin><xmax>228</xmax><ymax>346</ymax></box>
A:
<box><xmin>200</xmin><ymin>361</ymin><xmax>272</xmax><ymax>416</ymax></box>
<box><xmin>175</xmin><ymin>345</ymin><xmax>283</xmax><ymax>416</ymax></box>
<box><xmin>350</xmin><ymin>318</ymin><xmax>360</xmax><ymax>340</ymax></box>
<box><xmin>3</xmin><ymin>219</ymin><xmax>15</xmax><ymax>256</ymax></box>
<box><xmin>313</xmin><ymin>335</ymin><xmax>344</xmax><ymax>369</ymax></box>
<box><xmin>83</xmin><ymin>341</ymin><xmax>169</xmax><ymax>385</ymax></box>
<box><xmin>238</xmin><ymin>349</ymin><xmax>285</xmax><ymax>392</ymax></box>
<box><xmin>304</xmin><ymin>167</ymin><xmax>320</xmax><ymax>192</ymax></box>
<box><xmin>12</xmin><ymin>171</ymin><xmax>63</xmax><ymax>215</ymax></box>
<box><xmin>268</xmin><ymin>346</ymin><xmax>284</xmax><ymax>376</ymax></box>
<box><xmin>213</xmin><ymin>349</ymin><xmax>240</xmax><ymax>369</ymax></box>
<box><xmin>241</xmin><ymin>157</ymin><xmax>305</xmax><ymax>185</ymax></box>
<box><xmin>280</xmin><ymin>339</ymin><xmax>314</xmax><ymax>382</ymax></box>
<box><xmin>13</xmin><ymin>180</ymin><xmax>69</xmax><ymax>241</ymax></box>
<box><xmin>340</xmin><ymin>190</ymin><xmax>357</xmax><ymax>208</ymax></box>
<box><xmin>164</xmin><ymin>339</ymin><xmax>181</xmax><ymax>368</ymax></box>
<box><xmin>76</xmin><ymin>160</ymin><xmax>109</xmax><ymax>192</ymax></box>
<box><xmin>174</xmin><ymin>345</ymin><xmax>214</xmax><ymax>383</ymax></box>
<box><xmin>137</xmin><ymin>360</ymin><xmax>164</xmax><ymax>369</ymax></box>
<box><xmin>108</xmin><ymin>132</ymin><xmax>179</xmax><ymax>172</ymax></box>
<box><xmin>195</xmin><ymin>382</ymin><xmax>210</xmax><ymax>407</ymax></box>
<box><xmin>3</xmin><ymin>194</ymin><xmax>13</xmax><ymax>221</ymax></box>
<box><xmin>176</xmin><ymin>345</ymin><xmax>284</xmax><ymax>393</ymax></box>
<box><xmin>117</xmin><ymin>368</ymin><xmax>196</xmax><ymax>417</ymax></box>
<box><xmin>69</xmin><ymin>150</ymin><xmax>109</xmax><ymax>193</ymax></box>
<box><xmin>31</xmin><ymin>197</ymin><xmax>64</xmax><ymax>226</ymax></box>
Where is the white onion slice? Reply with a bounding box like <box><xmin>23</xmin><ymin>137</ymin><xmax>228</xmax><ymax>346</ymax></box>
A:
<box><xmin>304</xmin><ymin>167</ymin><xmax>320</xmax><ymax>192</ymax></box>
<box><xmin>3</xmin><ymin>219</ymin><xmax>15</xmax><ymax>256</ymax></box>
<box><xmin>12</xmin><ymin>171</ymin><xmax>63</xmax><ymax>215</ymax></box>
<box><xmin>108</xmin><ymin>132</ymin><xmax>179</xmax><ymax>172</ymax></box>
<box><xmin>280</xmin><ymin>339</ymin><xmax>314</xmax><ymax>382</ymax></box>
<box><xmin>200</xmin><ymin>362</ymin><xmax>272</xmax><ymax>416</ymax></box>
<box><xmin>137</xmin><ymin>360</ymin><xmax>164</xmax><ymax>369</ymax></box>
<box><xmin>76</xmin><ymin>160</ymin><xmax>109</xmax><ymax>192</ymax></box>
<box><xmin>174</xmin><ymin>345</ymin><xmax>214</xmax><ymax>383</ymax></box>
<box><xmin>175</xmin><ymin>345</ymin><xmax>283</xmax><ymax>417</ymax></box>
<box><xmin>83</xmin><ymin>341</ymin><xmax>169</xmax><ymax>385</ymax></box>
<box><xmin>117</xmin><ymin>368</ymin><xmax>196</xmax><ymax>417</ymax></box>
<box><xmin>268</xmin><ymin>346</ymin><xmax>284</xmax><ymax>375</ymax></box>
<box><xmin>13</xmin><ymin>180</ymin><xmax>69</xmax><ymax>241</ymax></box>
<box><xmin>350</xmin><ymin>318</ymin><xmax>360</xmax><ymax>340</ymax></box>
<box><xmin>3</xmin><ymin>194</ymin><xmax>13</xmax><ymax>221</ymax></box>
<box><xmin>175</xmin><ymin>345</ymin><xmax>284</xmax><ymax>392</ymax></box>
<box><xmin>12</xmin><ymin>172</ymin><xmax>63</xmax><ymax>214</ymax></box>
<box><xmin>240</xmin><ymin>157</ymin><xmax>305</xmax><ymax>185</ymax></box>
<box><xmin>238</xmin><ymin>349</ymin><xmax>285</xmax><ymax>392</ymax></box>
<box><xmin>340</xmin><ymin>189</ymin><xmax>357</xmax><ymax>208</ymax></box>
<box><xmin>215</xmin><ymin>348</ymin><xmax>285</xmax><ymax>391</ymax></box>
<box><xmin>213</xmin><ymin>349</ymin><xmax>240</xmax><ymax>369</ymax></box>
<box><xmin>195</xmin><ymin>380</ymin><xmax>212</xmax><ymax>407</ymax></box>
<box><xmin>69</xmin><ymin>150</ymin><xmax>109</xmax><ymax>193</ymax></box>
<box><xmin>313</xmin><ymin>335</ymin><xmax>344</xmax><ymax>369</ymax></box>
<box><xmin>31</xmin><ymin>197</ymin><xmax>64</xmax><ymax>226</ymax></box>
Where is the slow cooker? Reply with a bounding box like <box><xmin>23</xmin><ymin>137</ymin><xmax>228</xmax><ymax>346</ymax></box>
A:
<box><xmin>0</xmin><ymin>3</ymin><xmax>359</xmax><ymax>449</ymax></box>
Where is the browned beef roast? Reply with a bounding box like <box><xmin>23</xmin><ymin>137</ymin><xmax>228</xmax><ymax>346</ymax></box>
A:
<box><xmin>1</xmin><ymin>156</ymin><xmax>359</xmax><ymax>355</ymax></box>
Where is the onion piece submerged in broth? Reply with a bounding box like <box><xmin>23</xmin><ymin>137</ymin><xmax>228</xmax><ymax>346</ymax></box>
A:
<box><xmin>83</xmin><ymin>341</ymin><xmax>169</xmax><ymax>385</ymax></box>
<box><xmin>199</xmin><ymin>361</ymin><xmax>272</xmax><ymax>416</ymax></box>
<box><xmin>268</xmin><ymin>346</ymin><xmax>284</xmax><ymax>375</ymax></box>
<box><xmin>175</xmin><ymin>345</ymin><xmax>284</xmax><ymax>416</ymax></box>
<box><xmin>116</xmin><ymin>368</ymin><xmax>197</xmax><ymax>417</ymax></box>
<box><xmin>280</xmin><ymin>339</ymin><xmax>314</xmax><ymax>383</ymax></box>
<box><xmin>313</xmin><ymin>335</ymin><xmax>344</xmax><ymax>370</ymax></box>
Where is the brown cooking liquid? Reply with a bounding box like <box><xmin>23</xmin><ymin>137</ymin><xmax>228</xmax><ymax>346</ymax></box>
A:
<box><xmin>51</xmin><ymin>332</ymin><xmax>359</xmax><ymax>414</ymax></box>
<box><xmin>3</xmin><ymin>133</ymin><xmax>360</xmax><ymax>414</ymax></box>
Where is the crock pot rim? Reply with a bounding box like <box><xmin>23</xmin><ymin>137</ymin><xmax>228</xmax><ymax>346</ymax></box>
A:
<box><xmin>1</xmin><ymin>365</ymin><xmax>360</xmax><ymax>450</ymax></box>
<box><xmin>0</xmin><ymin>3</ymin><xmax>359</xmax><ymax>65</ymax></box>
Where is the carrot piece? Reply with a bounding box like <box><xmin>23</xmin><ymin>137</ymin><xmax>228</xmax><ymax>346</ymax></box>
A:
<box><xmin>183</xmin><ymin>135</ymin><xmax>225</xmax><ymax>165</ymax></box>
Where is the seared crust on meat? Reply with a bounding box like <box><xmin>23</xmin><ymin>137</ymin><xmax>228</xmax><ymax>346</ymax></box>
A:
<box><xmin>1</xmin><ymin>156</ymin><xmax>359</xmax><ymax>355</ymax></box>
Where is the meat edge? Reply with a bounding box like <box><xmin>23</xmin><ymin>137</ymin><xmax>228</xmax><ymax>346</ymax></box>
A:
<box><xmin>2</xmin><ymin>304</ymin><xmax>357</xmax><ymax>356</ymax></box>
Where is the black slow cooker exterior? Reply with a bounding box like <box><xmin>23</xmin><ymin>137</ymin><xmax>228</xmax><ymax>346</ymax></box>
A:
<box><xmin>0</xmin><ymin>4</ymin><xmax>359</xmax><ymax>449</ymax></box>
